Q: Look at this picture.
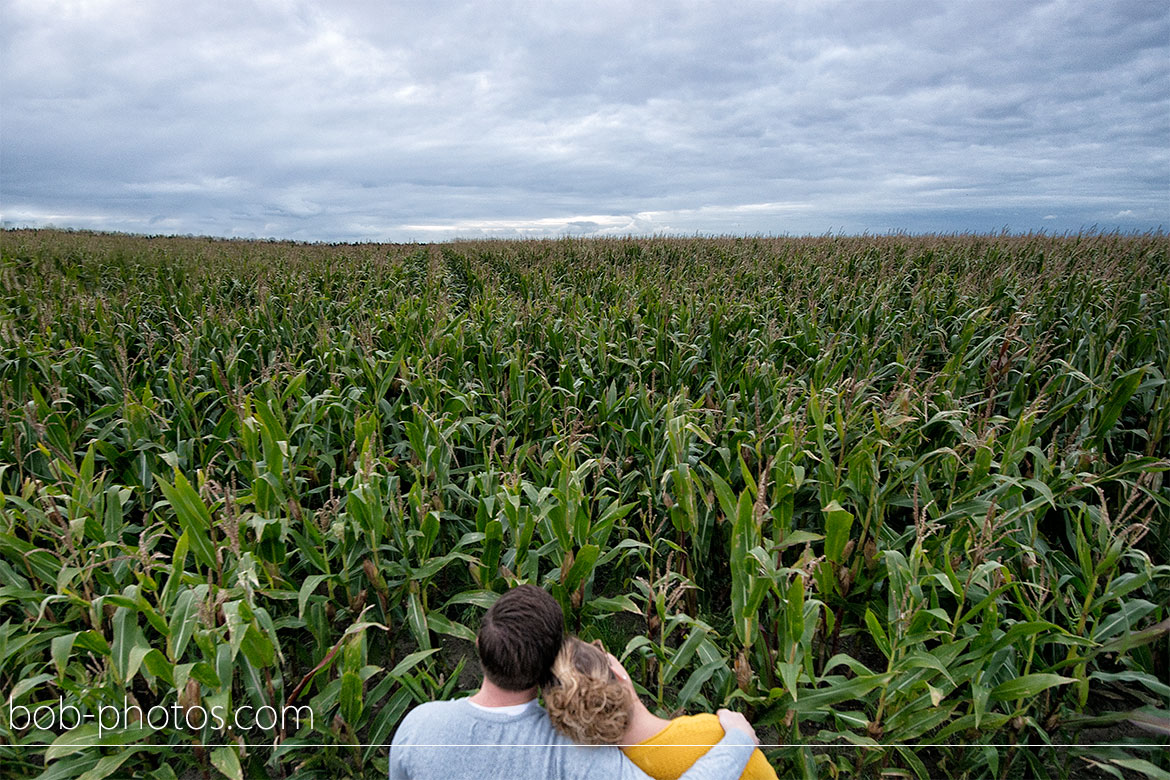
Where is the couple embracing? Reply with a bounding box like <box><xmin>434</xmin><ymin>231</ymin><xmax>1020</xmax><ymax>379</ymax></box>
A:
<box><xmin>390</xmin><ymin>585</ymin><xmax>776</xmax><ymax>779</ymax></box>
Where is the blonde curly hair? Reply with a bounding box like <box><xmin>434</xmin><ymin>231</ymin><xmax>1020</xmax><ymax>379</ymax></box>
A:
<box><xmin>543</xmin><ymin>636</ymin><xmax>634</xmax><ymax>745</ymax></box>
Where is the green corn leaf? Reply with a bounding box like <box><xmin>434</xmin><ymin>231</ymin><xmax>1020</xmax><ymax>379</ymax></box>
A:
<box><xmin>864</xmin><ymin>608</ymin><xmax>891</xmax><ymax>661</ymax></box>
<box><xmin>156</xmin><ymin>472</ymin><xmax>216</xmax><ymax>571</ymax></box>
<box><xmin>240</xmin><ymin>623</ymin><xmax>275</xmax><ymax>668</ymax></box>
<box><xmin>586</xmin><ymin>594</ymin><xmax>641</xmax><ymax>614</ymax></box>
<box><xmin>1090</xmin><ymin>618</ymin><xmax>1170</xmax><ymax>657</ymax></box>
<box><xmin>676</xmin><ymin>659</ymin><xmax>725</xmax><ymax>708</ymax></box>
<box><xmin>427</xmin><ymin>613</ymin><xmax>476</xmax><ymax>642</ymax></box>
<box><xmin>479</xmin><ymin>519</ymin><xmax>503</xmax><ymax>583</ymax></box>
<box><xmin>897</xmin><ymin>650</ymin><xmax>956</xmax><ymax>686</ymax></box>
<box><xmin>220</xmin><ymin>600</ymin><xmax>246</xmax><ymax>662</ymax></box>
<box><xmin>142</xmin><ymin>648</ymin><xmax>174</xmax><ymax>686</ymax></box>
<box><xmin>704</xmin><ymin>467</ymin><xmax>738</xmax><ymax>522</ymax></box>
<box><xmin>662</xmin><ymin>628</ymin><xmax>709</xmax><ymax>686</ymax></box>
<box><xmin>1092</xmin><ymin>600</ymin><xmax>1158</xmax><ymax>643</ymax></box>
<box><xmin>822</xmin><ymin>500</ymin><xmax>853</xmax><ymax>563</ymax></box>
<box><xmin>389</xmin><ymin>648</ymin><xmax>440</xmax><ymax>678</ymax></box>
<box><xmin>45</xmin><ymin>722</ymin><xmax>155</xmax><ymax>761</ymax></box>
<box><xmin>1093</xmin><ymin>366</ymin><xmax>1146</xmax><ymax>444</ymax></box>
<box><xmin>776</xmin><ymin>530</ymin><xmax>824</xmax><ymax>549</ymax></box>
<box><xmin>76</xmin><ymin>752</ymin><xmax>138</xmax><ymax>780</ymax></box>
<box><xmin>442</xmin><ymin>589</ymin><xmax>500</xmax><ymax>610</ymax></box>
<box><xmin>8</xmin><ymin>672</ymin><xmax>55</xmax><ymax>706</ymax></box>
<box><xmin>971</xmin><ymin>679</ymin><xmax>990</xmax><ymax>729</ymax></box>
<box><xmin>167</xmin><ymin>589</ymin><xmax>197</xmax><ymax>661</ymax></box>
<box><xmin>1063</xmin><ymin>706</ymin><xmax>1170</xmax><ymax>737</ymax></box>
<box><xmin>1090</xmin><ymin>671</ymin><xmax>1170</xmax><ymax>700</ymax></box>
<box><xmin>778</xmin><ymin>660</ymin><xmax>800</xmax><ymax>701</ymax></box>
<box><xmin>1125</xmin><ymin>707</ymin><xmax>1170</xmax><ymax>737</ymax></box>
<box><xmin>989</xmin><ymin>673</ymin><xmax>1075</xmax><ymax>702</ymax></box>
<box><xmin>340</xmin><ymin>670</ymin><xmax>363</xmax><ymax>726</ymax></box>
<box><xmin>210</xmin><ymin>746</ymin><xmax>244</xmax><ymax>780</ymax></box>
<box><xmin>297</xmin><ymin>574</ymin><xmax>330</xmax><ymax>619</ymax></box>
<box><xmin>364</xmin><ymin>687</ymin><xmax>415</xmax><ymax>762</ymax></box>
<box><xmin>791</xmin><ymin>672</ymin><xmax>891</xmax><ymax>714</ymax></box>
<box><xmin>561</xmin><ymin>543</ymin><xmax>599</xmax><ymax>595</ymax></box>
<box><xmin>112</xmin><ymin>606</ymin><xmax>150</xmax><ymax>684</ymax></box>
<box><xmin>787</xmin><ymin>575</ymin><xmax>806</xmax><ymax>645</ymax></box>
<box><xmin>407</xmin><ymin>591</ymin><xmax>431</xmax><ymax>651</ymax></box>
<box><xmin>1106</xmin><ymin>758</ymin><xmax>1170</xmax><ymax>780</ymax></box>
<box><xmin>51</xmin><ymin>631</ymin><xmax>78</xmax><ymax>678</ymax></box>
<box><xmin>160</xmin><ymin>530</ymin><xmax>189</xmax><ymax>610</ymax></box>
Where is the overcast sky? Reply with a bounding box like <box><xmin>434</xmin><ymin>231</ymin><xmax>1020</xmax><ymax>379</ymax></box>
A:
<box><xmin>2</xmin><ymin>0</ymin><xmax>1167</xmax><ymax>241</ymax></box>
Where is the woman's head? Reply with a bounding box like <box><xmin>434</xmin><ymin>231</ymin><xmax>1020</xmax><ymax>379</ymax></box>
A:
<box><xmin>544</xmin><ymin>636</ymin><xmax>634</xmax><ymax>745</ymax></box>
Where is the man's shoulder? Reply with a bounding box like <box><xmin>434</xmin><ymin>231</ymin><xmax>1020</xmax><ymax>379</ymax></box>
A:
<box><xmin>393</xmin><ymin>698</ymin><xmax>561</xmax><ymax>740</ymax></box>
<box><xmin>393</xmin><ymin>698</ymin><xmax>468</xmax><ymax>741</ymax></box>
<box><xmin>400</xmin><ymin>698</ymin><xmax>469</xmax><ymax>721</ymax></box>
<box><xmin>404</xmin><ymin>698</ymin><xmax>470</xmax><ymax>718</ymax></box>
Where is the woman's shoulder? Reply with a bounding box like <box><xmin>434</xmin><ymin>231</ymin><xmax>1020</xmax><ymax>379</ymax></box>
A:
<box><xmin>669</xmin><ymin>712</ymin><xmax>722</xmax><ymax>730</ymax></box>
<box><xmin>666</xmin><ymin>714</ymin><xmax>778</xmax><ymax>780</ymax></box>
<box><xmin>642</xmin><ymin>712</ymin><xmax>723</xmax><ymax>744</ymax></box>
<box><xmin>625</xmin><ymin>712</ymin><xmax>777</xmax><ymax>780</ymax></box>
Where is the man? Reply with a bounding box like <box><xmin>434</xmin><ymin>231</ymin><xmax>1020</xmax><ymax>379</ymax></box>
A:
<box><xmin>389</xmin><ymin>585</ymin><xmax>759</xmax><ymax>779</ymax></box>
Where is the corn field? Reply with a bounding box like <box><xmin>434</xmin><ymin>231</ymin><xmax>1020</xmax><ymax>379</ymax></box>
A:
<box><xmin>1</xmin><ymin>229</ymin><xmax>1167</xmax><ymax>779</ymax></box>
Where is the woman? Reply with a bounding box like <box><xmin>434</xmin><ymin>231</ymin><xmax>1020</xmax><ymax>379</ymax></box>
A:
<box><xmin>544</xmin><ymin>636</ymin><xmax>777</xmax><ymax>780</ymax></box>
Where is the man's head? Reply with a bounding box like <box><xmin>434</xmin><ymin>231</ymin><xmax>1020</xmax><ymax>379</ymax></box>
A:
<box><xmin>476</xmin><ymin>585</ymin><xmax>564</xmax><ymax>691</ymax></box>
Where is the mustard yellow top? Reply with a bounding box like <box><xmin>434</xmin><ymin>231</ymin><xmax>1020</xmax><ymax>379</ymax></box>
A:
<box><xmin>622</xmin><ymin>714</ymin><xmax>778</xmax><ymax>780</ymax></box>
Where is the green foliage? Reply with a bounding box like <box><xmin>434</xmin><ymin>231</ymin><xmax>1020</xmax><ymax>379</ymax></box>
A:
<box><xmin>1</xmin><ymin>229</ymin><xmax>1168</xmax><ymax>778</ymax></box>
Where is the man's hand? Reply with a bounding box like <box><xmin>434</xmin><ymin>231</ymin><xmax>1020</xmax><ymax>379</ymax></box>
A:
<box><xmin>716</xmin><ymin>708</ymin><xmax>760</xmax><ymax>747</ymax></box>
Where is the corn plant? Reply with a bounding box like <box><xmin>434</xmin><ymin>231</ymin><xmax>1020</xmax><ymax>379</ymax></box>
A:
<box><xmin>1</xmin><ymin>229</ymin><xmax>1167</xmax><ymax>779</ymax></box>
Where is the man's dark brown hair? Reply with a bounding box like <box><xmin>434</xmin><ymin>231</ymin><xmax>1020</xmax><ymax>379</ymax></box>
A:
<box><xmin>476</xmin><ymin>585</ymin><xmax>564</xmax><ymax>691</ymax></box>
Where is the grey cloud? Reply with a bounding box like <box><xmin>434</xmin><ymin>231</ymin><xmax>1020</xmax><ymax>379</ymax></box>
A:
<box><xmin>2</xmin><ymin>0</ymin><xmax>1166</xmax><ymax>241</ymax></box>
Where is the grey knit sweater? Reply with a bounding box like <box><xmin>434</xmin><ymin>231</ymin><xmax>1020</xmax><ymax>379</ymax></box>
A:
<box><xmin>389</xmin><ymin>698</ymin><xmax>754</xmax><ymax>780</ymax></box>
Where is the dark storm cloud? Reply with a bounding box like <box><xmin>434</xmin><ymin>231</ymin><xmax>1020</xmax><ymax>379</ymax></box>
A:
<box><xmin>2</xmin><ymin>0</ymin><xmax>1166</xmax><ymax>240</ymax></box>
